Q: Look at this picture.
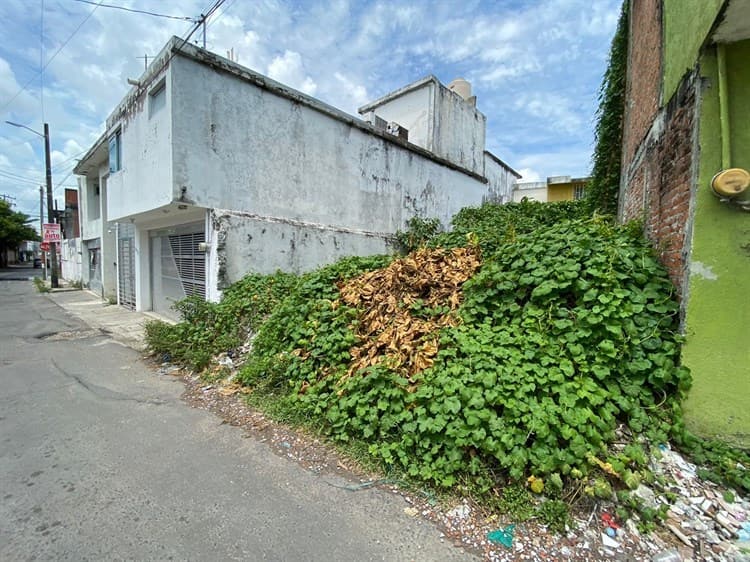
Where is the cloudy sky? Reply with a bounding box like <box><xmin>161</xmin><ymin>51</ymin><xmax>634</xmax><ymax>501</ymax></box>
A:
<box><xmin>0</xmin><ymin>0</ymin><xmax>620</xmax><ymax>229</ymax></box>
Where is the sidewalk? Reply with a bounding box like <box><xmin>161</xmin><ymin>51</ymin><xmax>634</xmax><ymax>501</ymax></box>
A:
<box><xmin>46</xmin><ymin>289</ymin><xmax>171</xmax><ymax>351</ymax></box>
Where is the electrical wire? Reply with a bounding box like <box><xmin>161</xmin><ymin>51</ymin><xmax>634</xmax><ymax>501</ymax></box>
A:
<box><xmin>0</xmin><ymin>1</ymin><xmax>103</xmax><ymax>115</ymax></box>
<box><xmin>0</xmin><ymin>167</ymin><xmax>43</xmax><ymax>181</ymax></box>
<box><xmin>0</xmin><ymin>172</ymin><xmax>43</xmax><ymax>187</ymax></box>
<box><xmin>40</xmin><ymin>0</ymin><xmax>45</xmax><ymax>122</ymax></box>
<box><xmin>69</xmin><ymin>0</ymin><xmax>195</xmax><ymax>22</ymax></box>
<box><xmin>51</xmin><ymin>148</ymin><xmax>88</xmax><ymax>170</ymax></box>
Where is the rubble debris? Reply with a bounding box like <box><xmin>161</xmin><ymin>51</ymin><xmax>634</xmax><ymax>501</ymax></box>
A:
<box><xmin>601</xmin><ymin>531</ymin><xmax>621</xmax><ymax>549</ymax></box>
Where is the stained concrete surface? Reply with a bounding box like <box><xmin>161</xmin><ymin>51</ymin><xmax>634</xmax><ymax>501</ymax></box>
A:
<box><xmin>0</xmin><ymin>280</ymin><xmax>474</xmax><ymax>561</ymax></box>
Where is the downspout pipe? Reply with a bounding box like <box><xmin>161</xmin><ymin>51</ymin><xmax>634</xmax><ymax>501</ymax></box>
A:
<box><xmin>711</xmin><ymin>43</ymin><xmax>750</xmax><ymax>206</ymax></box>
<box><xmin>717</xmin><ymin>43</ymin><xmax>731</xmax><ymax>170</ymax></box>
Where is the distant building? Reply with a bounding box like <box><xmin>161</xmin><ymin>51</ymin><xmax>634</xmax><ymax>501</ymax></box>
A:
<box><xmin>512</xmin><ymin>176</ymin><xmax>589</xmax><ymax>203</ymax></box>
<box><xmin>75</xmin><ymin>37</ymin><xmax>519</xmax><ymax>318</ymax></box>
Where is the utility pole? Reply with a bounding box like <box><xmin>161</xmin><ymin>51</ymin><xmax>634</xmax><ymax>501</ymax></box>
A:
<box><xmin>0</xmin><ymin>193</ymin><xmax>16</xmax><ymax>206</ymax></box>
<box><xmin>4</xmin><ymin>120</ymin><xmax>58</xmax><ymax>287</ymax></box>
<box><xmin>137</xmin><ymin>54</ymin><xmax>151</xmax><ymax>71</ymax></box>
<box><xmin>43</xmin><ymin>123</ymin><xmax>59</xmax><ymax>288</ymax></box>
<box><xmin>40</xmin><ymin>186</ymin><xmax>46</xmax><ymax>280</ymax></box>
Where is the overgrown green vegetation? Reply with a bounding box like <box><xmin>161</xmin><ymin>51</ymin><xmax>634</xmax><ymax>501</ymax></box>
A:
<box><xmin>432</xmin><ymin>199</ymin><xmax>588</xmax><ymax>254</ymax></box>
<box><xmin>585</xmin><ymin>0</ymin><xmax>629</xmax><ymax>216</ymax></box>
<box><xmin>238</xmin><ymin>212</ymin><xmax>688</xmax><ymax>499</ymax></box>
<box><xmin>33</xmin><ymin>276</ymin><xmax>49</xmax><ymax>293</ymax></box>
<box><xmin>146</xmin><ymin>200</ymin><xmax>750</xmax><ymax>531</ymax></box>
<box><xmin>394</xmin><ymin>216</ymin><xmax>441</xmax><ymax>253</ymax></box>
<box><xmin>144</xmin><ymin>272</ymin><xmax>298</xmax><ymax>369</ymax></box>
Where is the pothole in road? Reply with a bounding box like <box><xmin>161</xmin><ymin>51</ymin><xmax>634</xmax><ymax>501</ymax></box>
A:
<box><xmin>36</xmin><ymin>329</ymin><xmax>103</xmax><ymax>341</ymax></box>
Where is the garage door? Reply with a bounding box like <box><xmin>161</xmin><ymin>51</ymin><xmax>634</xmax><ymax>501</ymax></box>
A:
<box><xmin>150</xmin><ymin>222</ymin><xmax>205</xmax><ymax>319</ymax></box>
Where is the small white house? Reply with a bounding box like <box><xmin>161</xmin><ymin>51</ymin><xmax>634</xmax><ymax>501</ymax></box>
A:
<box><xmin>75</xmin><ymin>37</ymin><xmax>519</xmax><ymax>319</ymax></box>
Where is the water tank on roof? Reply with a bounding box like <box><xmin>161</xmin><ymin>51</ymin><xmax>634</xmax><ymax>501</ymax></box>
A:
<box><xmin>448</xmin><ymin>78</ymin><xmax>472</xmax><ymax>100</ymax></box>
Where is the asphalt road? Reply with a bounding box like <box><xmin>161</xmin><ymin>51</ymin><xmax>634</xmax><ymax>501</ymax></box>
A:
<box><xmin>0</xmin><ymin>265</ymin><xmax>42</xmax><ymax>281</ymax></box>
<box><xmin>0</xmin><ymin>281</ymin><xmax>473</xmax><ymax>561</ymax></box>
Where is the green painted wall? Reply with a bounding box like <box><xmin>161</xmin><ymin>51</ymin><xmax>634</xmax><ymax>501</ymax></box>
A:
<box><xmin>663</xmin><ymin>0</ymin><xmax>724</xmax><ymax>103</ymax></box>
<box><xmin>682</xmin><ymin>42</ymin><xmax>750</xmax><ymax>447</ymax></box>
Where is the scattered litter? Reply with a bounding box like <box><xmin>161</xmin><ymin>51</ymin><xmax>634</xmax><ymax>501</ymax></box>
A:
<box><xmin>447</xmin><ymin>504</ymin><xmax>471</xmax><ymax>520</ymax></box>
<box><xmin>487</xmin><ymin>524</ymin><xmax>515</xmax><ymax>548</ymax></box>
<box><xmin>217</xmin><ymin>354</ymin><xmax>234</xmax><ymax>367</ymax></box>
<box><xmin>157</xmin><ymin>364</ymin><xmax>181</xmax><ymax>376</ymax></box>
<box><xmin>404</xmin><ymin>507</ymin><xmax>419</xmax><ymax>517</ymax></box>
<box><xmin>601</xmin><ymin>531</ymin><xmax>621</xmax><ymax>549</ymax></box>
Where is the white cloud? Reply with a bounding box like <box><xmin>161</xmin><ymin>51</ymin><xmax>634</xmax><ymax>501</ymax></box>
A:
<box><xmin>331</xmin><ymin>72</ymin><xmax>369</xmax><ymax>114</ymax></box>
<box><xmin>517</xmin><ymin>168</ymin><xmax>543</xmax><ymax>182</ymax></box>
<box><xmin>267</xmin><ymin>50</ymin><xmax>318</xmax><ymax>96</ymax></box>
<box><xmin>514</xmin><ymin>93</ymin><xmax>584</xmax><ymax>135</ymax></box>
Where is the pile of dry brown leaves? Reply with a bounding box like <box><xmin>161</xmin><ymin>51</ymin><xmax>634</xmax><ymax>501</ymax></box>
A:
<box><xmin>338</xmin><ymin>246</ymin><xmax>481</xmax><ymax>382</ymax></box>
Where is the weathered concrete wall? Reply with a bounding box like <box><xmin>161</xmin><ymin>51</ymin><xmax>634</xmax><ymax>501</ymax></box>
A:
<box><xmin>106</xmin><ymin>67</ymin><xmax>173</xmax><ymax>222</ymax></box>
<box><xmin>362</xmin><ymin>82</ymin><xmax>433</xmax><ymax>151</ymax></box>
<box><xmin>432</xmin><ymin>83</ymin><xmax>486</xmax><ymax>175</ymax></box>
<box><xmin>78</xmin><ymin>175</ymin><xmax>102</xmax><ymax>244</ymax></box>
<box><xmin>484</xmin><ymin>153</ymin><xmax>518</xmax><ymax>203</ymax></box>
<box><xmin>359</xmin><ymin>76</ymin><xmax>487</xmax><ymax>176</ymax></box>
<box><xmin>169</xmin><ymin>53</ymin><xmax>493</xmax><ymax>282</ymax></box>
<box><xmin>681</xmin><ymin>43</ymin><xmax>750</xmax><ymax>447</ymax></box>
<box><xmin>663</xmin><ymin>0</ymin><xmax>724</xmax><ymax>103</ymax></box>
<box><xmin>59</xmin><ymin>238</ymin><xmax>82</xmax><ymax>283</ymax></box>
<box><xmin>210</xmin><ymin>210</ymin><xmax>391</xmax><ymax>288</ymax></box>
<box><xmin>622</xmin><ymin>0</ymin><xmax>662</xmax><ymax>167</ymax></box>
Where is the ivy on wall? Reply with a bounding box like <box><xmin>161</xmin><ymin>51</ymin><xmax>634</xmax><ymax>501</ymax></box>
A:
<box><xmin>585</xmin><ymin>0</ymin><xmax>629</xmax><ymax>216</ymax></box>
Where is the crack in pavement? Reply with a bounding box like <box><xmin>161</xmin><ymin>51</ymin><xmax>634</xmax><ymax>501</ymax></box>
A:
<box><xmin>50</xmin><ymin>359</ymin><xmax>171</xmax><ymax>407</ymax></box>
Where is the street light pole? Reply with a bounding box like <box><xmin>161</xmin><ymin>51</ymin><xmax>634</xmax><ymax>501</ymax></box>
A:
<box><xmin>43</xmin><ymin>123</ymin><xmax>58</xmax><ymax>288</ymax></box>
<box><xmin>40</xmin><ymin>185</ymin><xmax>46</xmax><ymax>281</ymax></box>
<box><xmin>5</xmin><ymin>120</ymin><xmax>58</xmax><ymax>287</ymax></box>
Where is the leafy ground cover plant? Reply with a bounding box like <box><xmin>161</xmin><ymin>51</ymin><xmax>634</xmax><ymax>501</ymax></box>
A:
<box><xmin>239</xmin><ymin>212</ymin><xmax>692</xmax><ymax>503</ymax></box>
<box><xmin>150</xmin><ymin>200</ymin><xmax>750</xmax><ymax>531</ymax></box>
<box><xmin>144</xmin><ymin>271</ymin><xmax>298</xmax><ymax>370</ymax></box>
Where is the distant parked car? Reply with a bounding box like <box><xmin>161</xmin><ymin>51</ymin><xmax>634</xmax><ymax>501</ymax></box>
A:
<box><xmin>33</xmin><ymin>257</ymin><xmax>41</xmax><ymax>268</ymax></box>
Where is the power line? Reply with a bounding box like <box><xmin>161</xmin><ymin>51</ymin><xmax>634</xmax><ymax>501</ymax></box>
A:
<box><xmin>51</xmin><ymin>148</ymin><xmax>88</xmax><ymax>170</ymax></box>
<box><xmin>0</xmin><ymin>167</ymin><xmax>43</xmax><ymax>181</ymax></box>
<box><xmin>0</xmin><ymin>170</ymin><xmax>44</xmax><ymax>186</ymax></box>
<box><xmin>0</xmin><ymin>1</ymin><xmax>103</xmax><ymax>115</ymax></box>
<box><xmin>40</xmin><ymin>0</ymin><xmax>45</xmax><ymax>122</ymax></box>
<box><xmin>70</xmin><ymin>0</ymin><xmax>195</xmax><ymax>21</ymax></box>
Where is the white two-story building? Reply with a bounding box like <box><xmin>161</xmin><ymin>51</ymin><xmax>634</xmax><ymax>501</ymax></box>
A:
<box><xmin>74</xmin><ymin>37</ymin><xmax>518</xmax><ymax>319</ymax></box>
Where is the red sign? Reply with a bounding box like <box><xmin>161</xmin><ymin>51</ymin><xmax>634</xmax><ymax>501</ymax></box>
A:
<box><xmin>43</xmin><ymin>223</ymin><xmax>61</xmax><ymax>243</ymax></box>
<box><xmin>40</xmin><ymin>242</ymin><xmax>50</xmax><ymax>252</ymax></box>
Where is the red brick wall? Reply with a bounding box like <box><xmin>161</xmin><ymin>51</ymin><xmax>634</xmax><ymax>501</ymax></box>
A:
<box><xmin>622</xmin><ymin>0</ymin><xmax>662</xmax><ymax>169</ymax></box>
<box><xmin>621</xmin><ymin>82</ymin><xmax>695</xmax><ymax>294</ymax></box>
<box><xmin>620</xmin><ymin>0</ymin><xmax>696</xmax><ymax>295</ymax></box>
